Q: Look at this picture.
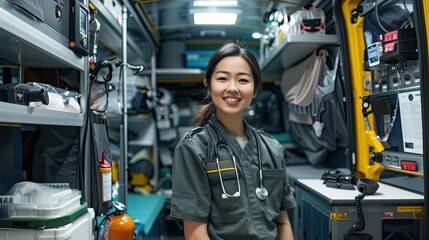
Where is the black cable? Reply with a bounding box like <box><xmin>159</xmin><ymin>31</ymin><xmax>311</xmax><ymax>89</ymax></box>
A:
<box><xmin>375</xmin><ymin>0</ymin><xmax>388</xmax><ymax>33</ymax></box>
<box><xmin>354</xmin><ymin>193</ymin><xmax>366</xmax><ymax>231</ymax></box>
<box><xmin>403</xmin><ymin>0</ymin><xmax>412</xmax><ymax>14</ymax></box>
<box><xmin>90</xmin><ymin>60</ymin><xmax>113</xmax><ymax>113</ymax></box>
<box><xmin>343</xmin><ymin>193</ymin><xmax>366</xmax><ymax>239</ymax></box>
<box><xmin>79</xmin><ymin>59</ymin><xmax>114</xmax><ymax>227</ymax></box>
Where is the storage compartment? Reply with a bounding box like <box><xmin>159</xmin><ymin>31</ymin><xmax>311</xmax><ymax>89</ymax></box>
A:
<box><xmin>0</xmin><ymin>208</ymin><xmax>94</xmax><ymax>240</ymax></box>
<box><xmin>0</xmin><ymin>182</ymin><xmax>81</xmax><ymax>218</ymax></box>
<box><xmin>288</xmin><ymin>8</ymin><xmax>325</xmax><ymax>35</ymax></box>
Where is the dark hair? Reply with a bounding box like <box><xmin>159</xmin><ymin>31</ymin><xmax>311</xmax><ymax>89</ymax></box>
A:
<box><xmin>193</xmin><ymin>42</ymin><xmax>262</xmax><ymax>127</ymax></box>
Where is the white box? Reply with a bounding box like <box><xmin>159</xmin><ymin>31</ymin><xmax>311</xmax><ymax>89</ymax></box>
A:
<box><xmin>0</xmin><ymin>208</ymin><xmax>94</xmax><ymax>240</ymax></box>
<box><xmin>0</xmin><ymin>182</ymin><xmax>81</xmax><ymax>218</ymax></box>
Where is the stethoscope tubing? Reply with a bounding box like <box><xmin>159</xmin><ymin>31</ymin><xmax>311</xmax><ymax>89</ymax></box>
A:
<box><xmin>208</xmin><ymin>120</ymin><xmax>267</xmax><ymax>200</ymax></box>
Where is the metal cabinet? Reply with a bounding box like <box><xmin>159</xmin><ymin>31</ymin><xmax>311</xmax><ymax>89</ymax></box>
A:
<box><xmin>294</xmin><ymin>179</ymin><xmax>424</xmax><ymax>240</ymax></box>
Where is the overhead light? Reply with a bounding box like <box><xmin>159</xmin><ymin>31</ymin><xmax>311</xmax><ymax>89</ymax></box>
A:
<box><xmin>252</xmin><ymin>32</ymin><xmax>262</xmax><ymax>39</ymax></box>
<box><xmin>200</xmin><ymin>30</ymin><xmax>226</xmax><ymax>37</ymax></box>
<box><xmin>193</xmin><ymin>1</ymin><xmax>238</xmax><ymax>7</ymax></box>
<box><xmin>194</xmin><ymin>13</ymin><xmax>238</xmax><ymax>25</ymax></box>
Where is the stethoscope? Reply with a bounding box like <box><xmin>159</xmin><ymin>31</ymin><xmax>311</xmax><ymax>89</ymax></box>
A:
<box><xmin>208</xmin><ymin>121</ymin><xmax>268</xmax><ymax>201</ymax></box>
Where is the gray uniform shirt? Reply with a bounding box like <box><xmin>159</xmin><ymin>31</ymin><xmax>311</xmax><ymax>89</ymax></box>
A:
<box><xmin>170</xmin><ymin>115</ymin><xmax>296</xmax><ymax>240</ymax></box>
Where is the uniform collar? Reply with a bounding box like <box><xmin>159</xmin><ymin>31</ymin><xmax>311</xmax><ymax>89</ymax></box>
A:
<box><xmin>208</xmin><ymin>114</ymin><xmax>258</xmax><ymax>155</ymax></box>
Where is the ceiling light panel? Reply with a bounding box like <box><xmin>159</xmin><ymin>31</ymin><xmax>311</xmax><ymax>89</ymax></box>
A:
<box><xmin>194</xmin><ymin>12</ymin><xmax>238</xmax><ymax>24</ymax></box>
<box><xmin>193</xmin><ymin>1</ymin><xmax>238</xmax><ymax>7</ymax></box>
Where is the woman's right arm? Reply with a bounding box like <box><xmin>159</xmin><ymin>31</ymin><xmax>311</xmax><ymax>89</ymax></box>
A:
<box><xmin>184</xmin><ymin>220</ymin><xmax>210</xmax><ymax>240</ymax></box>
<box><xmin>170</xmin><ymin>134</ymin><xmax>212</xmax><ymax>239</ymax></box>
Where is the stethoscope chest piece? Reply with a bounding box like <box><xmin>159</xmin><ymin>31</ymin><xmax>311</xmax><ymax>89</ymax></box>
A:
<box><xmin>256</xmin><ymin>186</ymin><xmax>268</xmax><ymax>200</ymax></box>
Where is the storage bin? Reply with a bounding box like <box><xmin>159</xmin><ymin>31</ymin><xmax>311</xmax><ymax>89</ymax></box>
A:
<box><xmin>0</xmin><ymin>182</ymin><xmax>81</xmax><ymax>219</ymax></box>
<box><xmin>0</xmin><ymin>208</ymin><xmax>94</xmax><ymax>240</ymax></box>
<box><xmin>0</xmin><ymin>202</ymin><xmax>88</xmax><ymax>229</ymax></box>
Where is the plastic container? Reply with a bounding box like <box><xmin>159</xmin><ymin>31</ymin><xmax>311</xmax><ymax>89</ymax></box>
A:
<box><xmin>0</xmin><ymin>208</ymin><xmax>94</xmax><ymax>240</ymax></box>
<box><xmin>0</xmin><ymin>182</ymin><xmax>81</xmax><ymax>218</ymax></box>
<box><xmin>0</xmin><ymin>202</ymin><xmax>88</xmax><ymax>229</ymax></box>
<box><xmin>288</xmin><ymin>8</ymin><xmax>325</xmax><ymax>35</ymax></box>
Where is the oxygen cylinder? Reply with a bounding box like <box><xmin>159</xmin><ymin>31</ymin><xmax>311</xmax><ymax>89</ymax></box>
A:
<box><xmin>102</xmin><ymin>202</ymin><xmax>135</xmax><ymax>240</ymax></box>
<box><xmin>99</xmin><ymin>151</ymin><xmax>112</xmax><ymax>205</ymax></box>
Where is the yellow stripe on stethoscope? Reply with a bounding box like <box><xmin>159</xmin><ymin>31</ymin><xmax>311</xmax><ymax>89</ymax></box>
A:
<box><xmin>207</xmin><ymin>167</ymin><xmax>236</xmax><ymax>174</ymax></box>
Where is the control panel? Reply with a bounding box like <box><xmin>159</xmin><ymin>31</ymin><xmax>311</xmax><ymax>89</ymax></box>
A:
<box><xmin>358</xmin><ymin>0</ymin><xmax>387</xmax><ymax>16</ymax></box>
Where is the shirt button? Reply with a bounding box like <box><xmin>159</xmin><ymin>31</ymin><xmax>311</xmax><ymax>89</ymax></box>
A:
<box><xmin>244</xmin><ymin>165</ymin><xmax>248</xmax><ymax>170</ymax></box>
<box><xmin>259</xmin><ymin>230</ymin><xmax>264</xmax><ymax>234</ymax></box>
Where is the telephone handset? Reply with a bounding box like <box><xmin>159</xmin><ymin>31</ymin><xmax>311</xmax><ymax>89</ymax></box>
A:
<box><xmin>357</xmin><ymin>178</ymin><xmax>379</xmax><ymax>195</ymax></box>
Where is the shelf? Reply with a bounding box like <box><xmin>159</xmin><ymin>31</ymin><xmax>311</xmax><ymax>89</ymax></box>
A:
<box><xmin>90</xmin><ymin>0</ymin><xmax>148</xmax><ymax>65</ymax></box>
<box><xmin>141</xmin><ymin>68</ymin><xmax>205</xmax><ymax>75</ymax></box>
<box><xmin>0</xmin><ymin>3</ymin><xmax>85</xmax><ymax>71</ymax></box>
<box><xmin>0</xmin><ymin>102</ymin><xmax>84</xmax><ymax>126</ymax></box>
<box><xmin>260</xmin><ymin>34</ymin><xmax>338</xmax><ymax>76</ymax></box>
<box><xmin>108</xmin><ymin>114</ymin><xmax>153</xmax><ymax>133</ymax></box>
<box><xmin>138</xmin><ymin>68</ymin><xmax>206</xmax><ymax>83</ymax></box>
<box><xmin>108</xmin><ymin>114</ymin><xmax>155</xmax><ymax>149</ymax></box>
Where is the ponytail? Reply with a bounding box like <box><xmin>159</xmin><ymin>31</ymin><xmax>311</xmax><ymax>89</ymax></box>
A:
<box><xmin>193</xmin><ymin>102</ymin><xmax>216</xmax><ymax>127</ymax></box>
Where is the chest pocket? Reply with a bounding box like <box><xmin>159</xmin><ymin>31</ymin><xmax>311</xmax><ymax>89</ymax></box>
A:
<box><xmin>207</xmin><ymin>160</ymin><xmax>246</xmax><ymax>223</ymax></box>
<box><xmin>262</xmin><ymin>169</ymin><xmax>285</xmax><ymax>212</ymax></box>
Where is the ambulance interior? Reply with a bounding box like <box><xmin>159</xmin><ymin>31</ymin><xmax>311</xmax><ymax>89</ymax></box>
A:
<box><xmin>0</xmin><ymin>0</ymin><xmax>427</xmax><ymax>239</ymax></box>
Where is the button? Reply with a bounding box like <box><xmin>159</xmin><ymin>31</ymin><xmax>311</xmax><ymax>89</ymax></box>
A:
<box><xmin>404</xmin><ymin>74</ymin><xmax>411</xmax><ymax>81</ymax></box>
<box><xmin>81</xmin><ymin>38</ymin><xmax>88</xmax><ymax>49</ymax></box>
<box><xmin>414</xmin><ymin>72</ymin><xmax>420</xmax><ymax>79</ymax></box>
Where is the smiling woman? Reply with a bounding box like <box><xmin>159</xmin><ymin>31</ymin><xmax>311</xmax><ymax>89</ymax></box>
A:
<box><xmin>206</xmin><ymin>55</ymin><xmax>255</xmax><ymax>121</ymax></box>
<box><xmin>170</xmin><ymin>42</ymin><xmax>296</xmax><ymax>240</ymax></box>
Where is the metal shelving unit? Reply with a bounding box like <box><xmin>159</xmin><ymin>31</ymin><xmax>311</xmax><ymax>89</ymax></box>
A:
<box><xmin>260</xmin><ymin>34</ymin><xmax>338</xmax><ymax>75</ymax></box>
<box><xmin>90</xmin><ymin>0</ymin><xmax>150</xmax><ymax>65</ymax></box>
<box><xmin>0</xmin><ymin>4</ymin><xmax>87</xmax><ymax>126</ymax></box>
<box><xmin>90</xmin><ymin>0</ymin><xmax>161</xmax><ymax>206</ymax></box>
<box><xmin>0</xmin><ymin>1</ymin><xmax>89</xmax><ymax>200</ymax></box>
<box><xmin>0</xmin><ymin>4</ymin><xmax>84</xmax><ymax>70</ymax></box>
<box><xmin>90</xmin><ymin>0</ymin><xmax>160</xmax><ymax>65</ymax></box>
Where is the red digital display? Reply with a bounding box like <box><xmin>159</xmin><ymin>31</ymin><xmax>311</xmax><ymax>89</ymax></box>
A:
<box><xmin>384</xmin><ymin>42</ymin><xmax>396</xmax><ymax>53</ymax></box>
<box><xmin>401</xmin><ymin>161</ymin><xmax>417</xmax><ymax>171</ymax></box>
<box><xmin>384</xmin><ymin>30</ymin><xmax>398</xmax><ymax>42</ymax></box>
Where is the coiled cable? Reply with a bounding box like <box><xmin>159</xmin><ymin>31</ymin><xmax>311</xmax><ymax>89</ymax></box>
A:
<box><xmin>343</xmin><ymin>193</ymin><xmax>366</xmax><ymax>239</ymax></box>
<box><xmin>353</xmin><ymin>193</ymin><xmax>366</xmax><ymax>231</ymax></box>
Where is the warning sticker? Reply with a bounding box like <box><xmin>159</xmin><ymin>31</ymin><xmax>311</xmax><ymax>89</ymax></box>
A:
<box><xmin>330</xmin><ymin>213</ymin><xmax>347</xmax><ymax>220</ymax></box>
<box><xmin>413</xmin><ymin>212</ymin><xmax>424</xmax><ymax>219</ymax></box>
<box><xmin>397</xmin><ymin>206</ymin><xmax>423</xmax><ymax>213</ymax></box>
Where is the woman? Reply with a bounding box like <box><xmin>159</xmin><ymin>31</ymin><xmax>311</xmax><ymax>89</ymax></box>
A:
<box><xmin>170</xmin><ymin>42</ymin><xmax>296</xmax><ymax>240</ymax></box>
